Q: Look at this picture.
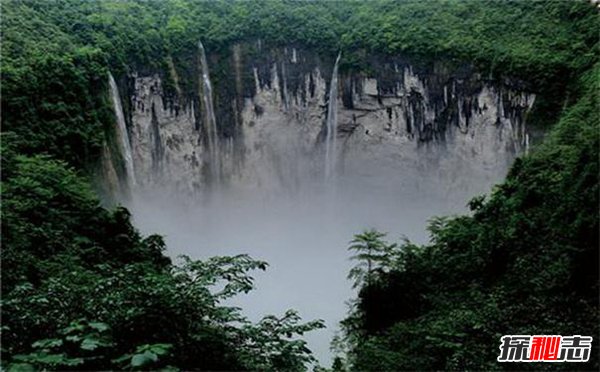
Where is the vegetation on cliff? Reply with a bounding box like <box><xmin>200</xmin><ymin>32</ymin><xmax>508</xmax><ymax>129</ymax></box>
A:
<box><xmin>337</xmin><ymin>66</ymin><xmax>599</xmax><ymax>370</ymax></box>
<box><xmin>1</xmin><ymin>141</ymin><xmax>324</xmax><ymax>370</ymax></box>
<box><xmin>1</xmin><ymin>0</ymin><xmax>598</xmax><ymax>370</ymax></box>
<box><xmin>2</xmin><ymin>0</ymin><xmax>596</xmax><ymax>168</ymax></box>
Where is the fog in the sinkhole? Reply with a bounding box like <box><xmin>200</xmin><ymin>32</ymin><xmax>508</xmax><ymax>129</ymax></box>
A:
<box><xmin>128</xmin><ymin>172</ymin><xmax>488</xmax><ymax>366</ymax></box>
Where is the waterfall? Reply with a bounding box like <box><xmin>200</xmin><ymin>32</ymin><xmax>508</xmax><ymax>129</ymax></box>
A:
<box><xmin>108</xmin><ymin>72</ymin><xmax>136</xmax><ymax>188</ymax></box>
<box><xmin>198</xmin><ymin>41</ymin><xmax>222</xmax><ymax>185</ymax></box>
<box><xmin>324</xmin><ymin>52</ymin><xmax>341</xmax><ymax>180</ymax></box>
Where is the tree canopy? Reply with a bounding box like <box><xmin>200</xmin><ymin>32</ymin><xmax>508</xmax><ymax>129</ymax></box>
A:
<box><xmin>2</xmin><ymin>0</ymin><xmax>597</xmax><ymax>168</ymax></box>
<box><xmin>1</xmin><ymin>144</ymin><xmax>324</xmax><ymax>371</ymax></box>
<box><xmin>1</xmin><ymin>1</ymin><xmax>598</xmax><ymax>370</ymax></box>
<box><xmin>338</xmin><ymin>65</ymin><xmax>599</xmax><ymax>370</ymax></box>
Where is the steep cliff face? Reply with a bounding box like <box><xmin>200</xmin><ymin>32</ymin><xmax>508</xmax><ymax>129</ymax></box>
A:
<box><xmin>103</xmin><ymin>43</ymin><xmax>538</xmax><ymax>365</ymax></box>
<box><xmin>110</xmin><ymin>41</ymin><xmax>535</xmax><ymax>199</ymax></box>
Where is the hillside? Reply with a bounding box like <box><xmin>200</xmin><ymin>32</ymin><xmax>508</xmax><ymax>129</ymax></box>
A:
<box><xmin>1</xmin><ymin>1</ymin><xmax>598</xmax><ymax>370</ymax></box>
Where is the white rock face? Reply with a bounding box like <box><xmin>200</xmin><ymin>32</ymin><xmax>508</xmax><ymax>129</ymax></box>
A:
<box><xmin>340</xmin><ymin>75</ymin><xmax>534</xmax><ymax>198</ymax></box>
<box><xmin>119</xmin><ymin>44</ymin><xmax>535</xmax><ymax>202</ymax></box>
<box><xmin>234</xmin><ymin>63</ymin><xmax>326</xmax><ymax>191</ymax></box>
<box><xmin>130</xmin><ymin>74</ymin><xmax>204</xmax><ymax>194</ymax></box>
<box><xmin>110</xmin><ymin>44</ymin><xmax>537</xmax><ymax>365</ymax></box>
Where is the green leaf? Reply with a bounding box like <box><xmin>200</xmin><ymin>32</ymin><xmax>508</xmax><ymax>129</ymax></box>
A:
<box><xmin>149</xmin><ymin>343</ymin><xmax>172</xmax><ymax>356</ymax></box>
<box><xmin>7</xmin><ymin>363</ymin><xmax>36</xmax><ymax>372</ymax></box>
<box><xmin>80</xmin><ymin>338</ymin><xmax>101</xmax><ymax>351</ymax></box>
<box><xmin>65</xmin><ymin>335</ymin><xmax>82</xmax><ymax>342</ymax></box>
<box><xmin>32</xmin><ymin>338</ymin><xmax>63</xmax><ymax>349</ymax></box>
<box><xmin>130</xmin><ymin>351</ymin><xmax>157</xmax><ymax>368</ymax></box>
<box><xmin>88</xmin><ymin>322</ymin><xmax>109</xmax><ymax>332</ymax></box>
<box><xmin>112</xmin><ymin>353</ymin><xmax>132</xmax><ymax>365</ymax></box>
<box><xmin>143</xmin><ymin>350</ymin><xmax>159</xmax><ymax>362</ymax></box>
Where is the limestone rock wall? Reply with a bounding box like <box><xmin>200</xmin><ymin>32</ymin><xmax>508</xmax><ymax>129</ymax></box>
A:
<box><xmin>114</xmin><ymin>42</ymin><xmax>535</xmax><ymax>198</ymax></box>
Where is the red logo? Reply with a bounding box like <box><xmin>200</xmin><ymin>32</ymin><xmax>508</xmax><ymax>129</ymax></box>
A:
<box><xmin>529</xmin><ymin>336</ymin><xmax>561</xmax><ymax>361</ymax></box>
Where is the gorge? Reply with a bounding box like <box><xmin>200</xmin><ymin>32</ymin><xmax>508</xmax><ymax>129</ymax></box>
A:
<box><xmin>4</xmin><ymin>1</ymin><xmax>596</xmax><ymax>370</ymax></box>
<box><xmin>104</xmin><ymin>41</ymin><xmax>535</xmax><ymax>363</ymax></box>
<box><xmin>107</xmin><ymin>42</ymin><xmax>534</xmax><ymax>197</ymax></box>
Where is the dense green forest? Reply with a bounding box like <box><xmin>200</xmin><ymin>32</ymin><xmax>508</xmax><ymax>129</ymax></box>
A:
<box><xmin>2</xmin><ymin>0</ymin><xmax>596</xmax><ymax>168</ymax></box>
<box><xmin>1</xmin><ymin>0</ymin><xmax>598</xmax><ymax>370</ymax></box>
<box><xmin>2</xmin><ymin>142</ymin><xmax>324</xmax><ymax>370</ymax></box>
<box><xmin>337</xmin><ymin>65</ymin><xmax>599</xmax><ymax>370</ymax></box>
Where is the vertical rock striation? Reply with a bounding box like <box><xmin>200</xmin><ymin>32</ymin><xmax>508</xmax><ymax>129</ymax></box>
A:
<box><xmin>112</xmin><ymin>42</ymin><xmax>536</xmax><ymax>200</ymax></box>
<box><xmin>324</xmin><ymin>52</ymin><xmax>341</xmax><ymax>181</ymax></box>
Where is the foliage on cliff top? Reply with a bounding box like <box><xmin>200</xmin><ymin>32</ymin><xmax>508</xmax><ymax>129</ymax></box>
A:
<box><xmin>1</xmin><ymin>2</ymin><xmax>598</xmax><ymax>370</ymax></box>
<box><xmin>338</xmin><ymin>65</ymin><xmax>599</xmax><ymax>370</ymax></box>
<box><xmin>2</xmin><ymin>0</ymin><xmax>596</xmax><ymax>168</ymax></box>
<box><xmin>6</xmin><ymin>0</ymin><xmax>597</xmax><ymax>77</ymax></box>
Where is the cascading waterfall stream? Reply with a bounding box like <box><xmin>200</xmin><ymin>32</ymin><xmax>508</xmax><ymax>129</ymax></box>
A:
<box><xmin>124</xmin><ymin>44</ymin><xmax>536</xmax><ymax>365</ymax></box>
<box><xmin>108</xmin><ymin>72</ymin><xmax>136</xmax><ymax>189</ymax></box>
<box><xmin>198</xmin><ymin>41</ymin><xmax>222</xmax><ymax>186</ymax></box>
<box><xmin>324</xmin><ymin>53</ymin><xmax>341</xmax><ymax>181</ymax></box>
